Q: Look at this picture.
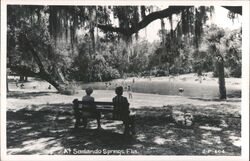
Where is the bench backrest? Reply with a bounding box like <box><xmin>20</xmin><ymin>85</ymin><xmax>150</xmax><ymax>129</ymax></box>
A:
<box><xmin>73</xmin><ymin>99</ymin><xmax>129</xmax><ymax>108</ymax></box>
<box><xmin>72</xmin><ymin>99</ymin><xmax>130</xmax><ymax>119</ymax></box>
<box><xmin>81</xmin><ymin>101</ymin><xmax>114</xmax><ymax>106</ymax></box>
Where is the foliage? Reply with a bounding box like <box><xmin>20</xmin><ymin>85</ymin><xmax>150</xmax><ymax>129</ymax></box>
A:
<box><xmin>202</xmin><ymin>25</ymin><xmax>242</xmax><ymax>78</ymax></box>
<box><xmin>128</xmin><ymin>40</ymin><xmax>149</xmax><ymax>73</ymax></box>
<box><xmin>70</xmin><ymin>36</ymin><xmax>122</xmax><ymax>82</ymax></box>
<box><xmin>102</xmin><ymin>66</ymin><xmax>121</xmax><ymax>81</ymax></box>
<box><xmin>223</xmin><ymin>28</ymin><xmax>242</xmax><ymax>77</ymax></box>
<box><xmin>147</xmin><ymin>6</ymin><xmax>214</xmax><ymax>75</ymax></box>
<box><xmin>7</xmin><ymin>5</ymin><xmax>242</xmax><ymax>92</ymax></box>
<box><xmin>8</xmin><ymin>14</ymin><xmax>53</xmax><ymax>71</ymax></box>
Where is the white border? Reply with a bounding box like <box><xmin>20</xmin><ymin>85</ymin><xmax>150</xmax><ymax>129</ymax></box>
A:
<box><xmin>241</xmin><ymin>1</ymin><xmax>249</xmax><ymax>160</ymax></box>
<box><xmin>1</xmin><ymin>0</ymin><xmax>249</xmax><ymax>161</ymax></box>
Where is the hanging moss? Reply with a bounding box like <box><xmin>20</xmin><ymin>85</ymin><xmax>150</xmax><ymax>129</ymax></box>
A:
<box><xmin>48</xmin><ymin>6</ymin><xmax>84</xmax><ymax>48</ymax></box>
<box><xmin>169</xmin><ymin>15</ymin><xmax>174</xmax><ymax>38</ymax></box>
<box><xmin>48</xmin><ymin>6</ymin><xmax>58</xmax><ymax>41</ymax></box>
<box><xmin>141</xmin><ymin>6</ymin><xmax>146</xmax><ymax>19</ymax></box>
<box><xmin>181</xmin><ymin>9</ymin><xmax>188</xmax><ymax>35</ymax></box>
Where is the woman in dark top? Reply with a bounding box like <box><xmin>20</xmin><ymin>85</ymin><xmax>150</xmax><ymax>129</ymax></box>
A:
<box><xmin>112</xmin><ymin>86</ymin><xmax>134</xmax><ymax>135</ymax></box>
<box><xmin>112</xmin><ymin>86</ymin><xmax>129</xmax><ymax>115</ymax></box>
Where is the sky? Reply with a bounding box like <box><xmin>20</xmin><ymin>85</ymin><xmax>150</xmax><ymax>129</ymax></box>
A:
<box><xmin>139</xmin><ymin>6</ymin><xmax>242</xmax><ymax>42</ymax></box>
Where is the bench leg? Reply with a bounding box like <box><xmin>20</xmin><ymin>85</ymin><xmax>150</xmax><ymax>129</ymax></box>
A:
<box><xmin>123</xmin><ymin>116</ymin><xmax>135</xmax><ymax>135</ymax></box>
<box><xmin>129</xmin><ymin>116</ymin><xmax>135</xmax><ymax>135</ymax></box>
<box><xmin>96</xmin><ymin>112</ymin><xmax>102</xmax><ymax>129</ymax></box>
<box><xmin>83</xmin><ymin>117</ymin><xmax>88</xmax><ymax>128</ymax></box>
<box><xmin>74</xmin><ymin>116</ymin><xmax>88</xmax><ymax>129</ymax></box>
<box><xmin>74</xmin><ymin>117</ymin><xmax>81</xmax><ymax>129</ymax></box>
<box><xmin>124</xmin><ymin>122</ymin><xmax>130</xmax><ymax>135</ymax></box>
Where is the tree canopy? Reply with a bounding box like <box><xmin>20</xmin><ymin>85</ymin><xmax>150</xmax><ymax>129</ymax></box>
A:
<box><xmin>7</xmin><ymin>5</ymin><xmax>242</xmax><ymax>97</ymax></box>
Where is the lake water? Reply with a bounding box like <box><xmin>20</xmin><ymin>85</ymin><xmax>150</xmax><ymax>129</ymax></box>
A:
<box><xmin>80</xmin><ymin>79</ymin><xmax>241</xmax><ymax>99</ymax></box>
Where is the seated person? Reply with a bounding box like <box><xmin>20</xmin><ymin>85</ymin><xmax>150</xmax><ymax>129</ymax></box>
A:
<box><xmin>112</xmin><ymin>86</ymin><xmax>135</xmax><ymax>135</ymax></box>
<box><xmin>74</xmin><ymin>87</ymin><xmax>101</xmax><ymax>129</ymax></box>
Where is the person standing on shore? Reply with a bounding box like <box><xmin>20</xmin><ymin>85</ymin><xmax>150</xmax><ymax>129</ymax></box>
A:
<box><xmin>127</xmin><ymin>85</ymin><xmax>133</xmax><ymax>99</ymax></box>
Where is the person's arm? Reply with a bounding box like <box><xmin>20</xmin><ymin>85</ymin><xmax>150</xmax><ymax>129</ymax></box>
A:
<box><xmin>91</xmin><ymin>97</ymin><xmax>96</xmax><ymax>109</ymax></box>
<box><xmin>124</xmin><ymin>97</ymin><xmax>129</xmax><ymax>111</ymax></box>
<box><xmin>112</xmin><ymin>97</ymin><xmax>118</xmax><ymax>113</ymax></box>
<box><xmin>124</xmin><ymin>97</ymin><xmax>128</xmax><ymax>103</ymax></box>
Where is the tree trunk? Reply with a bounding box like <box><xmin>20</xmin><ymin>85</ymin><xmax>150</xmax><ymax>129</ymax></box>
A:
<box><xmin>20</xmin><ymin>34</ymin><xmax>68</xmax><ymax>93</ymax></box>
<box><xmin>90</xmin><ymin>27</ymin><xmax>95</xmax><ymax>53</ymax></box>
<box><xmin>25</xmin><ymin>76</ymin><xmax>28</xmax><ymax>82</ymax></box>
<box><xmin>6</xmin><ymin>74</ymin><xmax>9</xmax><ymax>92</ymax></box>
<box><xmin>40</xmin><ymin>71</ymin><xmax>64</xmax><ymax>92</ymax></box>
<box><xmin>20</xmin><ymin>76</ymin><xmax>24</xmax><ymax>81</ymax></box>
<box><xmin>197</xmin><ymin>68</ymin><xmax>202</xmax><ymax>76</ymax></box>
<box><xmin>217</xmin><ymin>56</ymin><xmax>227</xmax><ymax>99</ymax></box>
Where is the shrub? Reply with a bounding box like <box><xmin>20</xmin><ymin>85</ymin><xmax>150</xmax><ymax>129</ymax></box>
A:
<box><xmin>60</xmin><ymin>83</ymin><xmax>78</xmax><ymax>95</ymax></box>
<box><xmin>229</xmin><ymin>65</ymin><xmax>241</xmax><ymax>78</ymax></box>
<box><xmin>102</xmin><ymin>67</ymin><xmax>121</xmax><ymax>81</ymax></box>
<box><xmin>213</xmin><ymin>67</ymin><xmax>230</xmax><ymax>78</ymax></box>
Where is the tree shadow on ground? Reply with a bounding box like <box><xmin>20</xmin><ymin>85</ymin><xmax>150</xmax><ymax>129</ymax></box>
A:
<box><xmin>189</xmin><ymin>90</ymin><xmax>241</xmax><ymax>103</ymax></box>
<box><xmin>227</xmin><ymin>90</ymin><xmax>241</xmax><ymax>98</ymax></box>
<box><xmin>7</xmin><ymin>91</ymin><xmax>57</xmax><ymax>99</ymax></box>
<box><xmin>189</xmin><ymin>97</ymin><xmax>241</xmax><ymax>103</ymax></box>
<box><xmin>7</xmin><ymin>103</ymin><xmax>241</xmax><ymax>155</ymax></box>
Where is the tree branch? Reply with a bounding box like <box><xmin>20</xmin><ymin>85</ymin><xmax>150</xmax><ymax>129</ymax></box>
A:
<box><xmin>9</xmin><ymin>65</ymin><xmax>40</xmax><ymax>77</ymax></box>
<box><xmin>130</xmin><ymin>6</ymin><xmax>191</xmax><ymax>35</ymax></box>
<box><xmin>97</xmin><ymin>6</ymin><xmax>192</xmax><ymax>36</ymax></box>
<box><xmin>222</xmin><ymin>6</ymin><xmax>242</xmax><ymax>15</ymax></box>
<box><xmin>97</xmin><ymin>24</ymin><xmax>127</xmax><ymax>35</ymax></box>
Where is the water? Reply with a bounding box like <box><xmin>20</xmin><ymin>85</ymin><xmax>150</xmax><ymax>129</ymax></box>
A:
<box><xmin>79</xmin><ymin>79</ymin><xmax>241</xmax><ymax>99</ymax></box>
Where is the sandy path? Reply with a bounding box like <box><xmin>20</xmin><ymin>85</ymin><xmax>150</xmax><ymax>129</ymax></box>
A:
<box><xmin>7</xmin><ymin>89</ymin><xmax>240</xmax><ymax>111</ymax></box>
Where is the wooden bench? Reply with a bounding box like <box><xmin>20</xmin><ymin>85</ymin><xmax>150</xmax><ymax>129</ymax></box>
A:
<box><xmin>72</xmin><ymin>99</ymin><xmax>135</xmax><ymax>134</ymax></box>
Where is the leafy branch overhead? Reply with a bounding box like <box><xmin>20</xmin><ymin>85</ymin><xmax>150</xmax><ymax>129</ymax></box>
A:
<box><xmin>97</xmin><ymin>6</ymin><xmax>191</xmax><ymax>36</ymax></box>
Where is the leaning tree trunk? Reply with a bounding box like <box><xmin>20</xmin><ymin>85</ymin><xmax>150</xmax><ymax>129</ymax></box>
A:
<box><xmin>39</xmin><ymin>71</ymin><xmax>64</xmax><ymax>92</ymax></box>
<box><xmin>217</xmin><ymin>56</ymin><xmax>227</xmax><ymax>99</ymax></box>
<box><xmin>20</xmin><ymin>34</ymin><xmax>68</xmax><ymax>93</ymax></box>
